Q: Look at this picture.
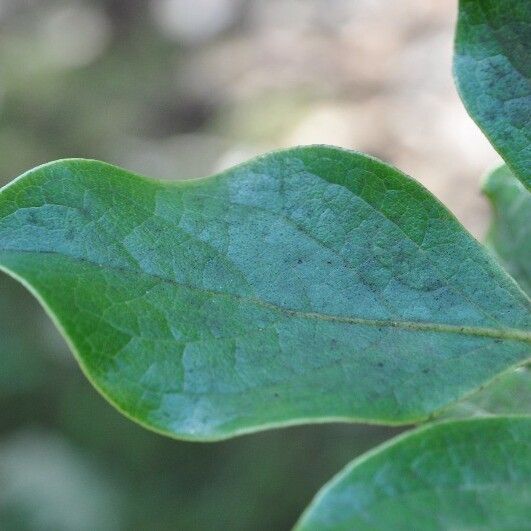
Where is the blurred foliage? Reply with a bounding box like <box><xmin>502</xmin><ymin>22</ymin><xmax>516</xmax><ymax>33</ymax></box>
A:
<box><xmin>440</xmin><ymin>367</ymin><xmax>531</xmax><ymax>419</ymax></box>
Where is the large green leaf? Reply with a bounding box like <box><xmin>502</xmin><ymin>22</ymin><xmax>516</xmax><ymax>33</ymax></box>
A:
<box><xmin>295</xmin><ymin>416</ymin><xmax>531</xmax><ymax>530</ymax></box>
<box><xmin>0</xmin><ymin>147</ymin><xmax>530</xmax><ymax>440</ymax></box>
<box><xmin>454</xmin><ymin>0</ymin><xmax>531</xmax><ymax>189</ymax></box>
<box><xmin>483</xmin><ymin>164</ymin><xmax>531</xmax><ymax>295</ymax></box>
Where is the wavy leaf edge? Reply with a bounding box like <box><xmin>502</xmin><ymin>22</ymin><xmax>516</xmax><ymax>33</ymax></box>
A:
<box><xmin>1</xmin><ymin>146</ymin><xmax>530</xmax><ymax>441</ymax></box>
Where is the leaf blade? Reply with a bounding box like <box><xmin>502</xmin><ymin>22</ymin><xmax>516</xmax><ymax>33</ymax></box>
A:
<box><xmin>439</xmin><ymin>366</ymin><xmax>531</xmax><ymax>418</ymax></box>
<box><xmin>296</xmin><ymin>417</ymin><xmax>531</xmax><ymax>530</ymax></box>
<box><xmin>454</xmin><ymin>0</ymin><xmax>531</xmax><ymax>189</ymax></box>
<box><xmin>0</xmin><ymin>147</ymin><xmax>529</xmax><ymax>440</ymax></box>
<box><xmin>483</xmin><ymin>164</ymin><xmax>531</xmax><ymax>295</ymax></box>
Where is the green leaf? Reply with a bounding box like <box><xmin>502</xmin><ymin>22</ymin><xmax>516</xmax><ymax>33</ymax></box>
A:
<box><xmin>0</xmin><ymin>147</ymin><xmax>530</xmax><ymax>440</ymax></box>
<box><xmin>440</xmin><ymin>367</ymin><xmax>531</xmax><ymax>418</ymax></box>
<box><xmin>483</xmin><ymin>164</ymin><xmax>531</xmax><ymax>295</ymax></box>
<box><xmin>295</xmin><ymin>416</ymin><xmax>531</xmax><ymax>530</ymax></box>
<box><xmin>454</xmin><ymin>0</ymin><xmax>531</xmax><ymax>189</ymax></box>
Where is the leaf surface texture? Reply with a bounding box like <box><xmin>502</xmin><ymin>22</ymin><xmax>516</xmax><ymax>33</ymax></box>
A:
<box><xmin>296</xmin><ymin>417</ymin><xmax>531</xmax><ymax>530</ymax></box>
<box><xmin>455</xmin><ymin>0</ymin><xmax>531</xmax><ymax>188</ymax></box>
<box><xmin>0</xmin><ymin>147</ymin><xmax>529</xmax><ymax>439</ymax></box>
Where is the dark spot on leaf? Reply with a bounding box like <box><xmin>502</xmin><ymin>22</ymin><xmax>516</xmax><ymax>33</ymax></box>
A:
<box><xmin>64</xmin><ymin>227</ymin><xmax>75</xmax><ymax>240</ymax></box>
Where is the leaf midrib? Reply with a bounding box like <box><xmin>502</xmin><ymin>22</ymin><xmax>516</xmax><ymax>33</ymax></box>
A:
<box><xmin>2</xmin><ymin>248</ymin><xmax>530</xmax><ymax>344</ymax></box>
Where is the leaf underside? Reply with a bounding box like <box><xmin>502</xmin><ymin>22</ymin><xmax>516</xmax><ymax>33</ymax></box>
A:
<box><xmin>454</xmin><ymin>0</ymin><xmax>531</xmax><ymax>189</ymax></box>
<box><xmin>483</xmin><ymin>165</ymin><xmax>531</xmax><ymax>295</ymax></box>
<box><xmin>295</xmin><ymin>417</ymin><xmax>531</xmax><ymax>531</ymax></box>
<box><xmin>0</xmin><ymin>147</ymin><xmax>530</xmax><ymax>440</ymax></box>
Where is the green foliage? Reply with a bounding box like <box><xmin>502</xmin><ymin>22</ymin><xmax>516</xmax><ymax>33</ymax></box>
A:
<box><xmin>296</xmin><ymin>417</ymin><xmax>531</xmax><ymax>530</ymax></box>
<box><xmin>1</xmin><ymin>0</ymin><xmax>530</xmax><ymax>528</ymax></box>
<box><xmin>454</xmin><ymin>0</ymin><xmax>531</xmax><ymax>189</ymax></box>
<box><xmin>440</xmin><ymin>367</ymin><xmax>531</xmax><ymax>418</ymax></box>
<box><xmin>1</xmin><ymin>150</ymin><xmax>529</xmax><ymax>440</ymax></box>
<box><xmin>484</xmin><ymin>165</ymin><xmax>531</xmax><ymax>294</ymax></box>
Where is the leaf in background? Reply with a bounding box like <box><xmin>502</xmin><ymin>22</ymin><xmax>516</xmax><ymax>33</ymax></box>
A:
<box><xmin>454</xmin><ymin>0</ymin><xmax>531</xmax><ymax>189</ymax></box>
<box><xmin>295</xmin><ymin>417</ymin><xmax>531</xmax><ymax>530</ymax></box>
<box><xmin>439</xmin><ymin>367</ymin><xmax>531</xmax><ymax>418</ymax></box>
<box><xmin>483</xmin><ymin>164</ymin><xmax>531</xmax><ymax>295</ymax></box>
<box><xmin>0</xmin><ymin>147</ymin><xmax>530</xmax><ymax>440</ymax></box>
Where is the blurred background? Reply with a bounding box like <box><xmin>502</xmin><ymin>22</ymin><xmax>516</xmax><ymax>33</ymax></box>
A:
<box><xmin>0</xmin><ymin>1</ymin><xmax>504</xmax><ymax>529</ymax></box>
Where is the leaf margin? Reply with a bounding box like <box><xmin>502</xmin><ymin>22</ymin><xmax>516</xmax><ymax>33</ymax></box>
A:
<box><xmin>294</xmin><ymin>414</ymin><xmax>531</xmax><ymax>530</ymax></box>
<box><xmin>1</xmin><ymin>148</ymin><xmax>530</xmax><ymax>441</ymax></box>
